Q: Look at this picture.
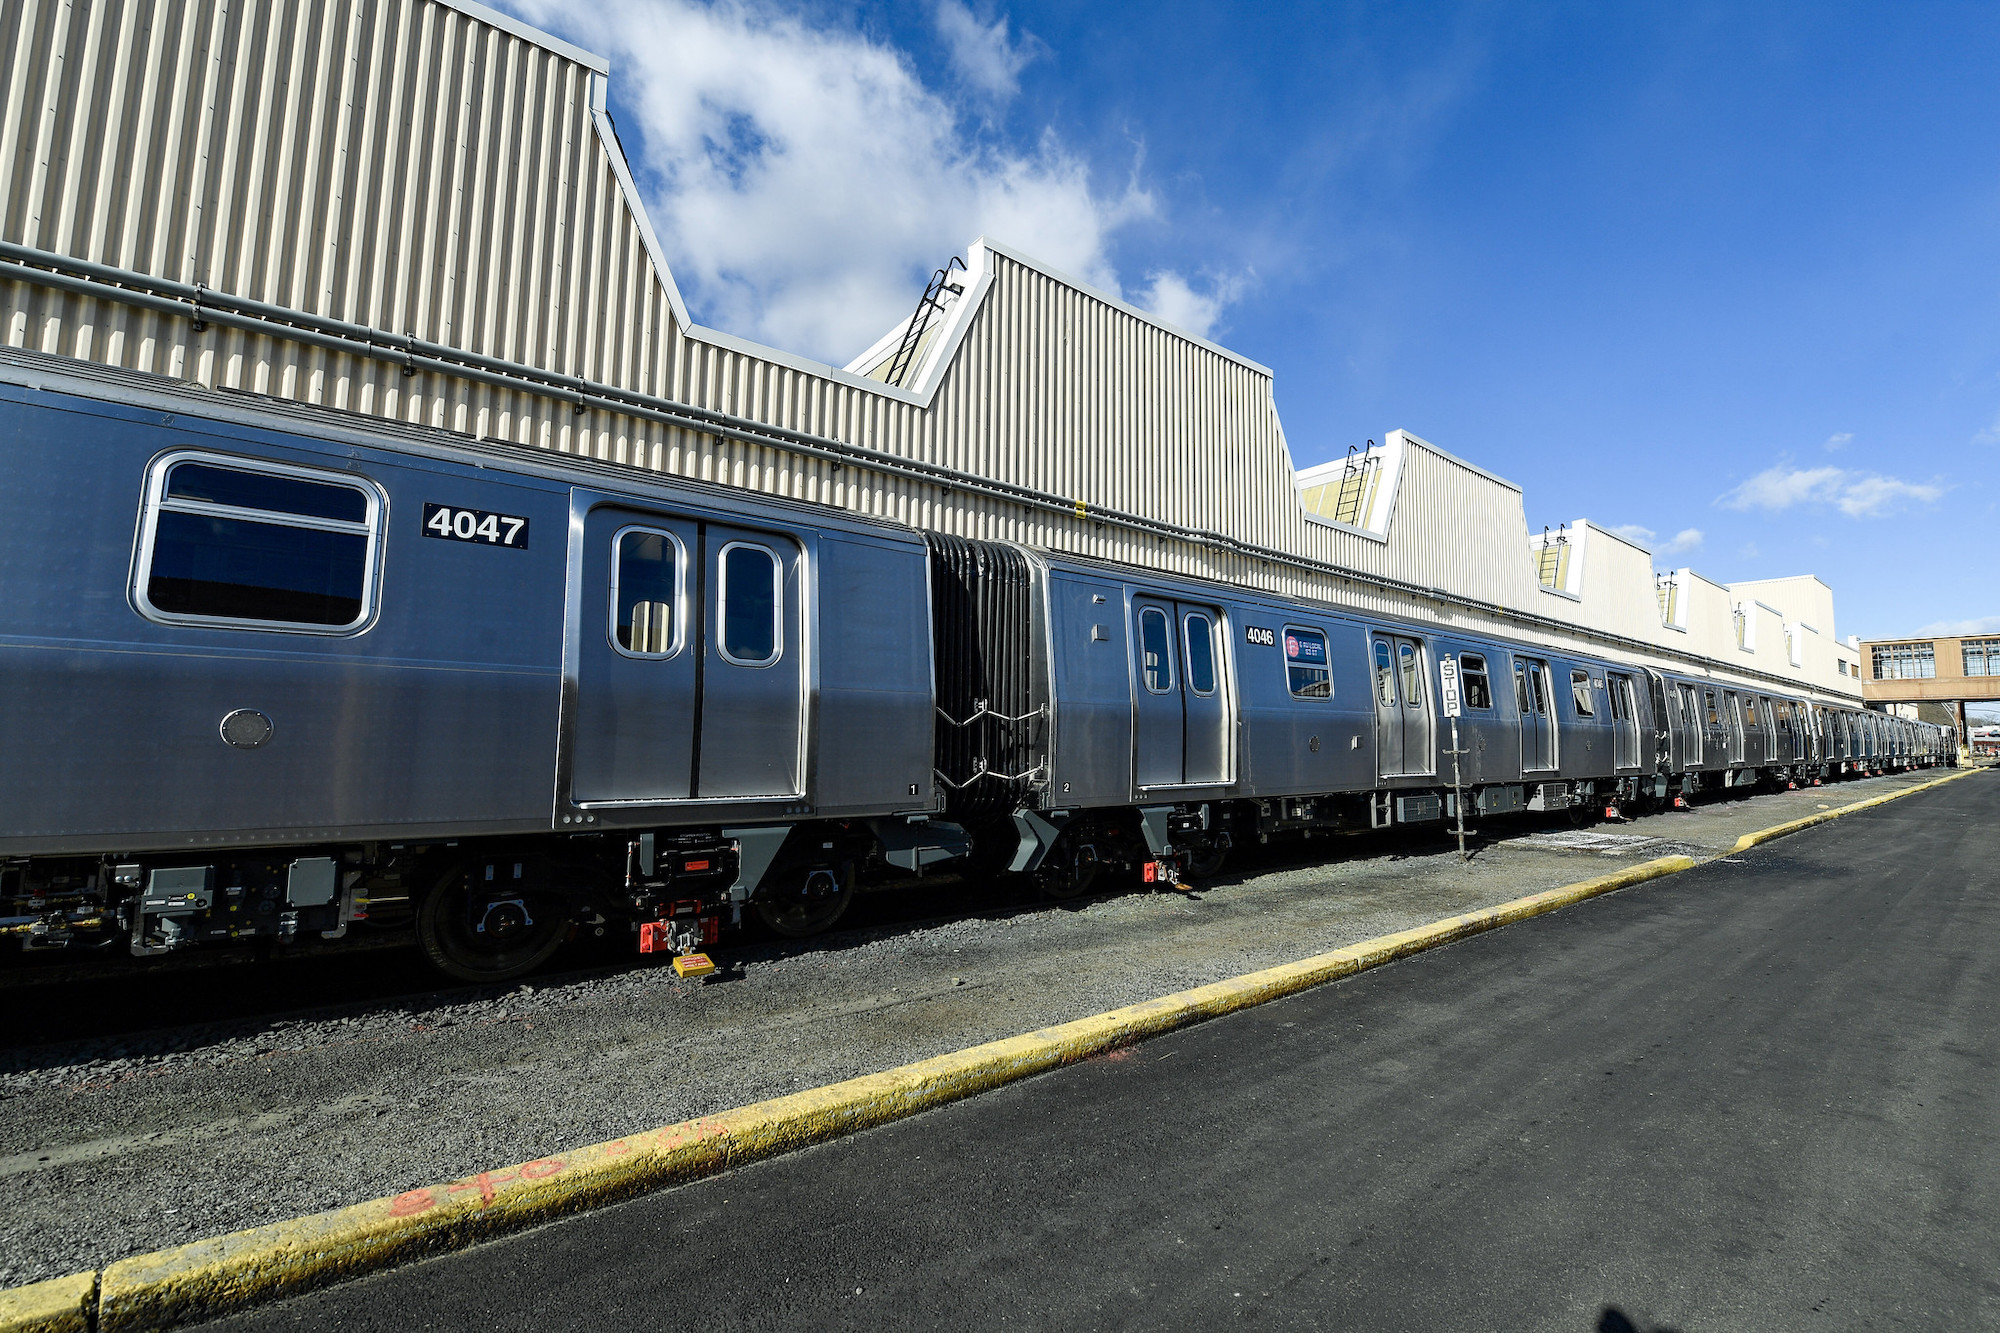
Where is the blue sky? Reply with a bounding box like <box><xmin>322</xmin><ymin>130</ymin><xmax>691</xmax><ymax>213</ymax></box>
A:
<box><xmin>519</xmin><ymin>0</ymin><xmax>1998</xmax><ymax>649</ymax></box>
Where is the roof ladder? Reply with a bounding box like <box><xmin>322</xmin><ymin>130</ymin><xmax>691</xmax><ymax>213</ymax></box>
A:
<box><xmin>1330</xmin><ymin>442</ymin><xmax>1381</xmax><ymax>527</ymax></box>
<box><xmin>884</xmin><ymin>256</ymin><xmax>966</xmax><ymax>388</ymax></box>
<box><xmin>1535</xmin><ymin>525</ymin><xmax>1571</xmax><ymax>590</ymax></box>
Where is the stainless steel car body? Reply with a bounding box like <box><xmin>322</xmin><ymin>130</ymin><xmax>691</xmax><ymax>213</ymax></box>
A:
<box><xmin>0</xmin><ymin>364</ymin><xmax>935</xmax><ymax>858</ymax></box>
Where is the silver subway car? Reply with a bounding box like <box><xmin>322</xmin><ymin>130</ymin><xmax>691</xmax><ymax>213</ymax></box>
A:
<box><xmin>0</xmin><ymin>364</ymin><xmax>942</xmax><ymax>978</ymax></box>
<box><xmin>0</xmin><ymin>356</ymin><xmax>1955</xmax><ymax>981</ymax></box>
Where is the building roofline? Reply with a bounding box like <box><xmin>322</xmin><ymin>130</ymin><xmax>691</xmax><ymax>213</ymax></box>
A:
<box><xmin>441</xmin><ymin>0</ymin><xmax>609</xmax><ymax>73</ymax></box>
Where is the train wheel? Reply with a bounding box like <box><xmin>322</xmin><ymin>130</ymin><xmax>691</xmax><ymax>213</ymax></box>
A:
<box><xmin>1184</xmin><ymin>844</ymin><xmax>1230</xmax><ymax>880</ymax></box>
<box><xmin>416</xmin><ymin>867</ymin><xmax>569</xmax><ymax>984</ymax></box>
<box><xmin>754</xmin><ymin>865</ymin><xmax>855</xmax><ymax>938</ymax></box>
<box><xmin>1034</xmin><ymin>839</ymin><xmax>1101</xmax><ymax>900</ymax></box>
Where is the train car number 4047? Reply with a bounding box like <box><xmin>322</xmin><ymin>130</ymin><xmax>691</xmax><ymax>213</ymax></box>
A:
<box><xmin>423</xmin><ymin>502</ymin><xmax>530</xmax><ymax>549</ymax></box>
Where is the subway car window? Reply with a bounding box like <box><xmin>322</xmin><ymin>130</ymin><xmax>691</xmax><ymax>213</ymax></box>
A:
<box><xmin>1184</xmin><ymin>613</ymin><xmax>1217</xmax><ymax>695</ymax></box>
<box><xmin>1571</xmin><ymin>670</ymin><xmax>1595</xmax><ymax>716</ymax></box>
<box><xmin>613</xmin><ymin>528</ymin><xmax>678</xmax><ymax>655</ymax></box>
<box><xmin>1140</xmin><ymin>608</ymin><xmax>1173</xmax><ymax>692</ymax></box>
<box><xmin>1287</xmin><ymin>627</ymin><xmax>1332</xmax><ymax>699</ymax></box>
<box><xmin>141</xmin><ymin>455</ymin><xmax>377</xmax><ymax>630</ymax></box>
<box><xmin>1459</xmin><ymin>653</ymin><xmax>1493</xmax><ymax>709</ymax></box>
<box><xmin>166</xmin><ymin>462</ymin><xmax>369</xmax><ymax>522</ymax></box>
<box><xmin>1399</xmin><ymin>642</ymin><xmax>1424</xmax><ymax>708</ymax></box>
<box><xmin>719</xmin><ymin>542</ymin><xmax>780</xmax><ymax>665</ymax></box>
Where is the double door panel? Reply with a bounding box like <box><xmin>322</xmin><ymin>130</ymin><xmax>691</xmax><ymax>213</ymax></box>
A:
<box><xmin>571</xmin><ymin>506</ymin><xmax>802</xmax><ymax>803</ymax></box>
<box><xmin>1371</xmin><ymin>634</ymin><xmax>1435</xmax><ymax>779</ymax></box>
<box><xmin>1673</xmin><ymin>683</ymin><xmax>1704</xmax><ymax>769</ymax></box>
<box><xmin>1132</xmin><ymin>598</ymin><xmax>1231</xmax><ymax>788</ymax></box>
<box><xmin>1607</xmin><ymin>673</ymin><xmax>1642</xmax><ymax>770</ymax></box>
<box><xmin>1515</xmin><ymin>657</ymin><xmax>1556</xmax><ymax>772</ymax></box>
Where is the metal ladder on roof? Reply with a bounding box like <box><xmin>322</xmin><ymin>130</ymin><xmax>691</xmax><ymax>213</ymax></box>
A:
<box><xmin>1535</xmin><ymin>526</ymin><xmax>1570</xmax><ymax>590</ymax></box>
<box><xmin>1329</xmin><ymin>442</ymin><xmax>1381</xmax><ymax>526</ymax></box>
<box><xmin>883</xmin><ymin>256</ymin><xmax>967</xmax><ymax>388</ymax></box>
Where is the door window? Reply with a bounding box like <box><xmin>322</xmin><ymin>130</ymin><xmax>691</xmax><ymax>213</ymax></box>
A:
<box><xmin>1399</xmin><ymin>642</ymin><xmax>1424</xmax><ymax>709</ymax></box>
<box><xmin>1374</xmin><ymin>639</ymin><xmax>1398</xmax><ymax>707</ymax></box>
<box><xmin>1515</xmin><ymin>663</ymin><xmax>1531</xmax><ymax>713</ymax></box>
<box><xmin>1528</xmin><ymin>665</ymin><xmax>1549</xmax><ymax>715</ymax></box>
<box><xmin>1184</xmin><ymin>613</ymin><xmax>1217</xmax><ymax>695</ymax></box>
<box><xmin>718</xmin><ymin>542</ymin><xmax>781</xmax><ymax>666</ymax></box>
<box><xmin>611</xmin><ymin>527</ymin><xmax>681</xmax><ymax>656</ymax></box>
<box><xmin>1139</xmin><ymin>607</ymin><xmax>1173</xmax><ymax>693</ymax></box>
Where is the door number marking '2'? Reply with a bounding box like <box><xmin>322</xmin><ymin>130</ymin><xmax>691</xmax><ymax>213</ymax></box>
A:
<box><xmin>423</xmin><ymin>503</ymin><xmax>529</xmax><ymax>549</ymax></box>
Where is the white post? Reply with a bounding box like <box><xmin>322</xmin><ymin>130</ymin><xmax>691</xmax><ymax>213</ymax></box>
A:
<box><xmin>1439</xmin><ymin>655</ymin><xmax>1467</xmax><ymax>861</ymax></box>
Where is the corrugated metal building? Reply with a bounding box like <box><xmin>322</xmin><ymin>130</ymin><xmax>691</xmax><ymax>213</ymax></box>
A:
<box><xmin>0</xmin><ymin>0</ymin><xmax>1861</xmax><ymax>703</ymax></box>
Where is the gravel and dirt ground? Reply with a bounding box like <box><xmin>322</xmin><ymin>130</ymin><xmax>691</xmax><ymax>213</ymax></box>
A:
<box><xmin>0</xmin><ymin>769</ymin><xmax>1967</xmax><ymax>1287</ymax></box>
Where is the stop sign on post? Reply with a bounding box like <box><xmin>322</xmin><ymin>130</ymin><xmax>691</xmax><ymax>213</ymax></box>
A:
<box><xmin>1439</xmin><ymin>656</ymin><xmax>1462</xmax><ymax>718</ymax></box>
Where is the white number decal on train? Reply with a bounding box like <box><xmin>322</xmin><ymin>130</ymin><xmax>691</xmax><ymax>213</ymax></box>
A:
<box><xmin>423</xmin><ymin>503</ymin><xmax>530</xmax><ymax>549</ymax></box>
<box><xmin>1245</xmin><ymin>625</ymin><xmax>1276</xmax><ymax>647</ymax></box>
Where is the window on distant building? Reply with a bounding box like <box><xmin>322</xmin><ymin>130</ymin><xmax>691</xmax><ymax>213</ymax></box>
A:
<box><xmin>1965</xmin><ymin>638</ymin><xmax>2000</xmax><ymax>678</ymax></box>
<box><xmin>1872</xmin><ymin>643</ymin><xmax>1935</xmax><ymax>680</ymax></box>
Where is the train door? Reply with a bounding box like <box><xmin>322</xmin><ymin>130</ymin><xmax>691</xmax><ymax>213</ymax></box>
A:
<box><xmin>1515</xmin><ymin>656</ymin><xmax>1556</xmax><ymax>772</ymax></box>
<box><xmin>1725</xmin><ymin>692</ymin><xmax>1746</xmax><ymax>764</ymax></box>
<box><xmin>1179</xmin><ymin>606</ymin><xmax>1231</xmax><ymax>785</ymax></box>
<box><xmin>1608</xmin><ymin>673</ymin><xmax>1641</xmax><ymax>769</ymax></box>
<box><xmin>1132</xmin><ymin>598</ymin><xmax>1233</xmax><ymax>787</ymax></box>
<box><xmin>1370</xmin><ymin>634</ymin><xmax>1436</xmax><ymax>778</ymax></box>
<box><xmin>696</xmin><ymin>526</ymin><xmax>804</xmax><ymax>798</ymax></box>
<box><xmin>1677</xmin><ymin>683</ymin><xmax>1704</xmax><ymax>768</ymax></box>
<box><xmin>1701</xmin><ymin>688</ymin><xmax>1727</xmax><ymax>766</ymax></box>
<box><xmin>572</xmin><ymin>510</ymin><xmax>701</xmax><ymax>801</ymax></box>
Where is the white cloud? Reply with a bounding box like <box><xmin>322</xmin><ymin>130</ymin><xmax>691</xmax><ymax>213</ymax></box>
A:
<box><xmin>1832</xmin><ymin>473</ymin><xmax>1947</xmax><ymax>517</ymax></box>
<box><xmin>1609</xmin><ymin>524</ymin><xmax>1700</xmax><ymax>559</ymax></box>
<box><xmin>1823</xmin><ymin>432</ymin><xmax>1852</xmax><ymax>451</ymax></box>
<box><xmin>1133</xmin><ymin>269</ymin><xmax>1253</xmax><ymax>340</ymax></box>
<box><xmin>935</xmin><ymin>1</ymin><xmax>1038</xmax><ymax>103</ymax></box>
<box><xmin>1916</xmin><ymin>614</ymin><xmax>2000</xmax><ymax>636</ymax></box>
<box><xmin>511</xmin><ymin>0</ymin><xmax>1234</xmax><ymax>364</ymax></box>
<box><xmin>1717</xmin><ymin>464</ymin><xmax>1945</xmax><ymax>518</ymax></box>
<box><xmin>1975</xmin><ymin>410</ymin><xmax>2000</xmax><ymax>446</ymax></box>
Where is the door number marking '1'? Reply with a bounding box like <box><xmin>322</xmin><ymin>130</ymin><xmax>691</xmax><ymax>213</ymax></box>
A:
<box><xmin>423</xmin><ymin>503</ymin><xmax>529</xmax><ymax>549</ymax></box>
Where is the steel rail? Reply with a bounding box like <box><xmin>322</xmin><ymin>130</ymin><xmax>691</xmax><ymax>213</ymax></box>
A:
<box><xmin>0</xmin><ymin>241</ymin><xmax>1859</xmax><ymax>702</ymax></box>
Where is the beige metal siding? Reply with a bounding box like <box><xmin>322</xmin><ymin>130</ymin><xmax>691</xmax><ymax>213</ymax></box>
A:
<box><xmin>0</xmin><ymin>0</ymin><xmax>1862</xmax><ymax>703</ymax></box>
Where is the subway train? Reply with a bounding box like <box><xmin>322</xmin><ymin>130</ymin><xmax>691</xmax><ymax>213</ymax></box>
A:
<box><xmin>0</xmin><ymin>355</ymin><xmax>1956</xmax><ymax>981</ymax></box>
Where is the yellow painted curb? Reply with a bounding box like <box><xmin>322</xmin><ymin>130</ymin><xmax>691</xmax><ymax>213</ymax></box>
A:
<box><xmin>1730</xmin><ymin>766</ymin><xmax>1983</xmax><ymax>855</ymax></box>
<box><xmin>0</xmin><ymin>1272</ymin><xmax>94</xmax><ymax>1333</ymax></box>
<box><xmin>23</xmin><ymin>852</ymin><xmax>1702</xmax><ymax>1331</ymax></box>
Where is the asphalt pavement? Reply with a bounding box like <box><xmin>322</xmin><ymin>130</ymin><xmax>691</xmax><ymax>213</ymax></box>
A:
<box><xmin>200</xmin><ymin>772</ymin><xmax>2000</xmax><ymax>1331</ymax></box>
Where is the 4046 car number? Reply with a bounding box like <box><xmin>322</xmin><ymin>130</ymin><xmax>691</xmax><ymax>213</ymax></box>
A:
<box><xmin>423</xmin><ymin>503</ymin><xmax>529</xmax><ymax>549</ymax></box>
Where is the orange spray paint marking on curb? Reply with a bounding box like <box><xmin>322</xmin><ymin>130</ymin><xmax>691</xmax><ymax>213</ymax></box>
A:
<box><xmin>386</xmin><ymin>1190</ymin><xmax>436</xmax><ymax>1217</ymax></box>
<box><xmin>447</xmin><ymin>1171</ymin><xmax>516</xmax><ymax>1205</ymax></box>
